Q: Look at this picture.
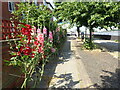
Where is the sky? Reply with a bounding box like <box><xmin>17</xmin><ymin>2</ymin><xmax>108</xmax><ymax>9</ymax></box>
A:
<box><xmin>46</xmin><ymin>0</ymin><xmax>55</xmax><ymax>8</ymax></box>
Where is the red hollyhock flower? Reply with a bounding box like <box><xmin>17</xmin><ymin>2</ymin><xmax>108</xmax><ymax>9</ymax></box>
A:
<box><xmin>44</xmin><ymin>55</ymin><xmax>46</xmax><ymax>58</ymax></box>
<box><xmin>30</xmin><ymin>53</ymin><xmax>35</xmax><ymax>58</ymax></box>
<box><xmin>21</xmin><ymin>28</ymin><xmax>32</xmax><ymax>36</ymax></box>
<box><xmin>21</xmin><ymin>24</ymin><xmax>32</xmax><ymax>37</ymax></box>
<box><xmin>23</xmin><ymin>46</ymin><xmax>32</xmax><ymax>55</ymax></box>
<box><xmin>17</xmin><ymin>51</ymin><xmax>21</xmax><ymax>56</ymax></box>
<box><xmin>20</xmin><ymin>46</ymin><xmax>24</xmax><ymax>52</ymax></box>
<box><xmin>34</xmin><ymin>40</ymin><xmax>39</xmax><ymax>46</ymax></box>
<box><xmin>25</xmin><ymin>24</ymin><xmax>31</xmax><ymax>29</ymax></box>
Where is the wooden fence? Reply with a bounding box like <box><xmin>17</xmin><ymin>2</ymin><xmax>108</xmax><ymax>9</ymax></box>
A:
<box><xmin>1</xmin><ymin>20</ymin><xmax>25</xmax><ymax>40</ymax></box>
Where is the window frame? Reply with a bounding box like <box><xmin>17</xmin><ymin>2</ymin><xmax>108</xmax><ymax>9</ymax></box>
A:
<box><xmin>8</xmin><ymin>1</ymin><xmax>14</xmax><ymax>12</ymax></box>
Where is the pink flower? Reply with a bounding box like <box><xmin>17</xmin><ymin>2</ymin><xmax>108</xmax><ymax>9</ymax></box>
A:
<box><xmin>49</xmin><ymin>31</ymin><xmax>53</xmax><ymax>42</ymax></box>
<box><xmin>37</xmin><ymin>28</ymin><xmax>41</xmax><ymax>34</ymax></box>
<box><xmin>38</xmin><ymin>46</ymin><xmax>44</xmax><ymax>53</ymax></box>
<box><xmin>51</xmin><ymin>48</ymin><xmax>56</xmax><ymax>53</ymax></box>
<box><xmin>36</xmin><ymin>34</ymin><xmax>44</xmax><ymax>54</ymax></box>
<box><xmin>37</xmin><ymin>34</ymin><xmax>44</xmax><ymax>44</ymax></box>
<box><xmin>43</xmin><ymin>27</ymin><xmax>47</xmax><ymax>35</ymax></box>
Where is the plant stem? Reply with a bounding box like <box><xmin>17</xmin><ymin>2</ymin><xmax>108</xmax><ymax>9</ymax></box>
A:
<box><xmin>21</xmin><ymin>63</ymin><xmax>27</xmax><ymax>88</ymax></box>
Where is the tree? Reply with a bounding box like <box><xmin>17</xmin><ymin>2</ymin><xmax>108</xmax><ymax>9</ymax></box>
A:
<box><xmin>54</xmin><ymin>2</ymin><xmax>120</xmax><ymax>49</ymax></box>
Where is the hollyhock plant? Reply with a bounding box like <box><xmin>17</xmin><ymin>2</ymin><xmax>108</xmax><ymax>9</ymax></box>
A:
<box><xmin>37</xmin><ymin>28</ymin><xmax>41</xmax><ymax>34</ymax></box>
<box><xmin>31</xmin><ymin>26</ymin><xmax>36</xmax><ymax>35</ymax></box>
<box><xmin>21</xmin><ymin>24</ymin><xmax>33</xmax><ymax>45</ymax></box>
<box><xmin>37</xmin><ymin>34</ymin><xmax>44</xmax><ymax>44</ymax></box>
<box><xmin>22</xmin><ymin>46</ymin><xmax>32</xmax><ymax>56</ymax></box>
<box><xmin>51</xmin><ymin>48</ymin><xmax>56</xmax><ymax>53</ymax></box>
<box><xmin>21</xmin><ymin>24</ymin><xmax>32</xmax><ymax>36</ymax></box>
<box><xmin>43</xmin><ymin>27</ymin><xmax>47</xmax><ymax>35</ymax></box>
<box><xmin>49</xmin><ymin>31</ymin><xmax>53</xmax><ymax>42</ymax></box>
<box><xmin>38</xmin><ymin>46</ymin><xmax>44</xmax><ymax>54</ymax></box>
<box><xmin>5</xmin><ymin>22</ymin><xmax>66</xmax><ymax>88</ymax></box>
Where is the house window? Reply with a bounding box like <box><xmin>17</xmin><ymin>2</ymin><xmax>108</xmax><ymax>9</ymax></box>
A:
<box><xmin>8</xmin><ymin>1</ymin><xmax>14</xmax><ymax>12</ymax></box>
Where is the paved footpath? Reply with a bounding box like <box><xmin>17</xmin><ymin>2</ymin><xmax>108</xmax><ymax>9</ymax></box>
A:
<box><xmin>38</xmin><ymin>36</ymin><xmax>84</xmax><ymax>88</ymax></box>
<box><xmin>48</xmin><ymin>36</ymin><xmax>94</xmax><ymax>88</ymax></box>
<box><xmin>38</xmin><ymin>36</ymin><xmax>119</xmax><ymax>88</ymax></box>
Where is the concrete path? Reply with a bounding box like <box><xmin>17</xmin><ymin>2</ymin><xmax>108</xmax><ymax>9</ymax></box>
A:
<box><xmin>48</xmin><ymin>36</ymin><xmax>93</xmax><ymax>88</ymax></box>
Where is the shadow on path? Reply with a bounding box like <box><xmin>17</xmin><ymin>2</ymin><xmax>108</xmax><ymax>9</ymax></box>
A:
<box><xmin>99</xmin><ymin>69</ymin><xmax>119</xmax><ymax>88</ymax></box>
<box><xmin>78</xmin><ymin>64</ymin><xmax>120</xmax><ymax>89</ymax></box>
<box><xmin>50</xmin><ymin>73</ymin><xmax>80</xmax><ymax>88</ymax></box>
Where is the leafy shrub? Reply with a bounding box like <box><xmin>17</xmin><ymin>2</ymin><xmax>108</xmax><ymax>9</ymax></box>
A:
<box><xmin>83</xmin><ymin>38</ymin><xmax>96</xmax><ymax>50</ymax></box>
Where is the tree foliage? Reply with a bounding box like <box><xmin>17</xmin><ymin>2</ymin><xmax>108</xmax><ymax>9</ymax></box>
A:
<box><xmin>54</xmin><ymin>2</ymin><xmax>120</xmax><ymax>49</ymax></box>
<box><xmin>12</xmin><ymin>2</ymin><xmax>53</xmax><ymax>30</ymax></box>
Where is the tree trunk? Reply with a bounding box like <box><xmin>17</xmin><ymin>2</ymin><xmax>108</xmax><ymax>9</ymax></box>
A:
<box><xmin>110</xmin><ymin>27</ymin><xmax>112</xmax><ymax>30</ymax></box>
<box><xmin>77</xmin><ymin>26</ymin><xmax>80</xmax><ymax>37</ymax></box>
<box><xmin>89</xmin><ymin>27</ymin><xmax>92</xmax><ymax>44</ymax></box>
<box><xmin>85</xmin><ymin>27</ymin><xmax>87</xmax><ymax>39</ymax></box>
